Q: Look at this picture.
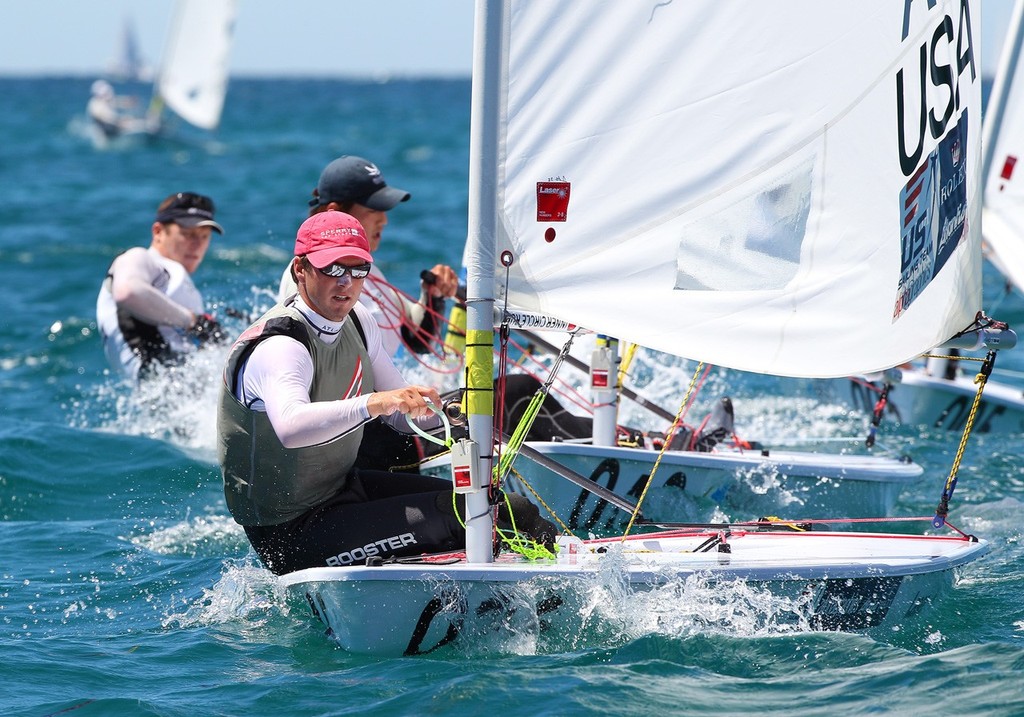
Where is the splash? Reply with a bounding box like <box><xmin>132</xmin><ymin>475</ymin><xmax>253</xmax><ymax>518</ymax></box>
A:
<box><xmin>71</xmin><ymin>343</ymin><xmax>231</xmax><ymax>461</ymax></box>
<box><xmin>163</xmin><ymin>559</ymin><xmax>287</xmax><ymax>631</ymax></box>
<box><xmin>129</xmin><ymin>514</ymin><xmax>247</xmax><ymax>558</ymax></box>
<box><xmin>427</xmin><ymin>547</ymin><xmax>822</xmax><ymax>657</ymax></box>
<box><xmin>568</xmin><ymin>545</ymin><xmax>817</xmax><ymax>644</ymax></box>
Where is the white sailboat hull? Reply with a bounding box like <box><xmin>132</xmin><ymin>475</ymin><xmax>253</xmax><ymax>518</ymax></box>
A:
<box><xmin>281</xmin><ymin>530</ymin><xmax>988</xmax><ymax>656</ymax></box>
<box><xmin>424</xmin><ymin>442</ymin><xmax>922</xmax><ymax>530</ymax></box>
<box><xmin>844</xmin><ymin>370</ymin><xmax>1024</xmax><ymax>433</ymax></box>
<box><xmin>893</xmin><ymin>370</ymin><xmax>1024</xmax><ymax>433</ymax></box>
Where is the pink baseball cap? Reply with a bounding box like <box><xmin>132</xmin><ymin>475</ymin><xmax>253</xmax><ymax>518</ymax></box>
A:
<box><xmin>294</xmin><ymin>211</ymin><xmax>373</xmax><ymax>267</ymax></box>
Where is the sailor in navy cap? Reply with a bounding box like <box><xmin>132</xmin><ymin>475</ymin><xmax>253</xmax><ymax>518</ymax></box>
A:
<box><xmin>97</xmin><ymin>191</ymin><xmax>226</xmax><ymax>379</ymax></box>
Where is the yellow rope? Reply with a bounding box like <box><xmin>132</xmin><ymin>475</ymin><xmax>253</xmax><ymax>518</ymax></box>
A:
<box><xmin>941</xmin><ymin>362</ymin><xmax>989</xmax><ymax>492</ymax></box>
<box><xmin>493</xmin><ymin>490</ymin><xmax>557</xmax><ymax>560</ymax></box>
<box><xmin>444</xmin><ymin>481</ymin><xmax>556</xmax><ymax>559</ymax></box>
<box><xmin>495</xmin><ymin>332</ymin><xmax>579</xmax><ymax>480</ymax></box>
<box><xmin>621</xmin><ymin>361</ymin><xmax>705</xmax><ymax>539</ymax></box>
<box><xmin>507</xmin><ymin>464</ymin><xmax>576</xmax><ymax>538</ymax></box>
<box><xmin>497</xmin><ymin>388</ymin><xmax>546</xmax><ymax>478</ymax></box>
<box><xmin>921</xmin><ymin>352</ymin><xmax>984</xmax><ymax>363</ymax></box>
<box><xmin>389</xmin><ymin>447</ymin><xmax>449</xmax><ymax>474</ymax></box>
<box><xmin>934</xmin><ymin>351</ymin><xmax>996</xmax><ymax>525</ymax></box>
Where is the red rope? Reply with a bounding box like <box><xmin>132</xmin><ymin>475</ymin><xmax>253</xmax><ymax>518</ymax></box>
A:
<box><xmin>848</xmin><ymin>375</ymin><xmax>885</xmax><ymax>395</ymax></box>
<box><xmin>504</xmin><ymin>333</ymin><xmax>593</xmax><ymax>414</ymax></box>
<box><xmin>362</xmin><ymin>274</ymin><xmax>463</xmax><ymax>373</ymax></box>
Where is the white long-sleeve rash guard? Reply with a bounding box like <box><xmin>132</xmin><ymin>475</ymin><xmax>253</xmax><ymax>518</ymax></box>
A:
<box><xmin>236</xmin><ymin>298</ymin><xmax>439</xmax><ymax>449</ymax></box>
<box><xmin>108</xmin><ymin>247</ymin><xmax>197</xmax><ymax>329</ymax></box>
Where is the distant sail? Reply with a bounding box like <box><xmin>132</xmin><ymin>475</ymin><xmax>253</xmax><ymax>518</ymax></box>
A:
<box><xmin>982</xmin><ymin>0</ymin><xmax>1024</xmax><ymax>297</ymax></box>
<box><xmin>110</xmin><ymin>16</ymin><xmax>152</xmax><ymax>82</ymax></box>
<box><xmin>155</xmin><ymin>0</ymin><xmax>237</xmax><ymax>131</ymax></box>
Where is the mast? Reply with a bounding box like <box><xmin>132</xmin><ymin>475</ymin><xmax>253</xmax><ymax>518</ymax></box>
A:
<box><xmin>145</xmin><ymin>1</ymin><xmax>184</xmax><ymax>128</ymax></box>
<box><xmin>461</xmin><ymin>0</ymin><xmax>504</xmax><ymax>563</ymax></box>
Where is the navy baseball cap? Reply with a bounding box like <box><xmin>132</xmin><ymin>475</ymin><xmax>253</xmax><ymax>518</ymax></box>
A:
<box><xmin>309</xmin><ymin>155</ymin><xmax>411</xmax><ymax>211</ymax></box>
<box><xmin>154</xmin><ymin>192</ymin><xmax>224</xmax><ymax>234</ymax></box>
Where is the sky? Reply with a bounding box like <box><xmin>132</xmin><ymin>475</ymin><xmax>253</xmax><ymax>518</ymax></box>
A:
<box><xmin>0</xmin><ymin>1</ymin><xmax>1016</xmax><ymax>79</ymax></box>
<box><xmin>0</xmin><ymin>0</ymin><xmax>476</xmax><ymax>78</ymax></box>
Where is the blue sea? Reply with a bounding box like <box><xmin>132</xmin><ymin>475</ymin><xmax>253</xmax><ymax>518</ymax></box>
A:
<box><xmin>3</xmin><ymin>76</ymin><xmax>1024</xmax><ymax>716</ymax></box>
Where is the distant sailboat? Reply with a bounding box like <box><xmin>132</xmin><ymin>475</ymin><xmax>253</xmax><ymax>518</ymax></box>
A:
<box><xmin>147</xmin><ymin>0</ymin><xmax>237</xmax><ymax>134</ymax></box>
<box><xmin>87</xmin><ymin>0</ymin><xmax>237</xmax><ymax>143</ymax></box>
<box><xmin>109</xmin><ymin>16</ymin><xmax>152</xmax><ymax>83</ymax></box>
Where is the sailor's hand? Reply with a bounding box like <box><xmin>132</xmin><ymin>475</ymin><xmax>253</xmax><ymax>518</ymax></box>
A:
<box><xmin>189</xmin><ymin>313</ymin><xmax>226</xmax><ymax>345</ymax></box>
<box><xmin>421</xmin><ymin>264</ymin><xmax>459</xmax><ymax>299</ymax></box>
<box><xmin>367</xmin><ymin>385</ymin><xmax>443</xmax><ymax>419</ymax></box>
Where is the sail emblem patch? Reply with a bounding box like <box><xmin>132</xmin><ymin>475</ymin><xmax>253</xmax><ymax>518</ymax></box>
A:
<box><xmin>893</xmin><ymin>111</ymin><xmax>969</xmax><ymax>320</ymax></box>
<box><xmin>537</xmin><ymin>181</ymin><xmax>571</xmax><ymax>222</ymax></box>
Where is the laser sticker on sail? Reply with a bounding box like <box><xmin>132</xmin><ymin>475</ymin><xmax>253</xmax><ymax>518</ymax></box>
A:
<box><xmin>894</xmin><ymin>112</ymin><xmax>969</xmax><ymax>320</ymax></box>
<box><xmin>1001</xmin><ymin>155</ymin><xmax>1017</xmax><ymax>182</ymax></box>
<box><xmin>537</xmin><ymin>181</ymin><xmax>570</xmax><ymax>222</ymax></box>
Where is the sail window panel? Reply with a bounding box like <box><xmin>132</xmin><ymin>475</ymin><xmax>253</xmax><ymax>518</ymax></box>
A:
<box><xmin>674</xmin><ymin>157</ymin><xmax>815</xmax><ymax>292</ymax></box>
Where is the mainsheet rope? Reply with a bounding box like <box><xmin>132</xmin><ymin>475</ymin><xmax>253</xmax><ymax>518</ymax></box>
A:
<box><xmin>621</xmin><ymin>360</ymin><xmax>705</xmax><ymax>539</ymax></box>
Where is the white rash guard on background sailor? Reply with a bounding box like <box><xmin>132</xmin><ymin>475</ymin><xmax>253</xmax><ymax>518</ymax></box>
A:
<box><xmin>97</xmin><ymin>246</ymin><xmax>203</xmax><ymax>379</ymax></box>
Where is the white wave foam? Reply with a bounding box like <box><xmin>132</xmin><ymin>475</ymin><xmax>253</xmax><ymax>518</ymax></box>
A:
<box><xmin>162</xmin><ymin>559</ymin><xmax>288</xmax><ymax>631</ymax></box>
<box><xmin>72</xmin><ymin>343</ymin><xmax>231</xmax><ymax>460</ymax></box>
<box><xmin>129</xmin><ymin>514</ymin><xmax>247</xmax><ymax>557</ymax></box>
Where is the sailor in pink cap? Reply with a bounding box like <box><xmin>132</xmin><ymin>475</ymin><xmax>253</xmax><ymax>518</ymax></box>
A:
<box><xmin>217</xmin><ymin>211</ymin><xmax>557</xmax><ymax>575</ymax></box>
<box><xmin>276</xmin><ymin>155</ymin><xmax>460</xmax><ymax>358</ymax></box>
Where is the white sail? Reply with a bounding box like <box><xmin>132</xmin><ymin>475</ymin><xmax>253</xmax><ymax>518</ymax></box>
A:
<box><xmin>472</xmin><ymin>0</ymin><xmax>982</xmax><ymax>379</ymax></box>
<box><xmin>982</xmin><ymin>0</ymin><xmax>1024</xmax><ymax>297</ymax></box>
<box><xmin>155</xmin><ymin>0</ymin><xmax>237</xmax><ymax>130</ymax></box>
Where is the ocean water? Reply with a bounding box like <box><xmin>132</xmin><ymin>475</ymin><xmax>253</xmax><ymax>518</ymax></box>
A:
<box><xmin>3</xmin><ymin>76</ymin><xmax>1024</xmax><ymax>716</ymax></box>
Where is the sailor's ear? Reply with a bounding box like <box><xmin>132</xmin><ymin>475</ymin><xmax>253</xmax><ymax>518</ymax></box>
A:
<box><xmin>151</xmin><ymin>221</ymin><xmax>168</xmax><ymax>246</ymax></box>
